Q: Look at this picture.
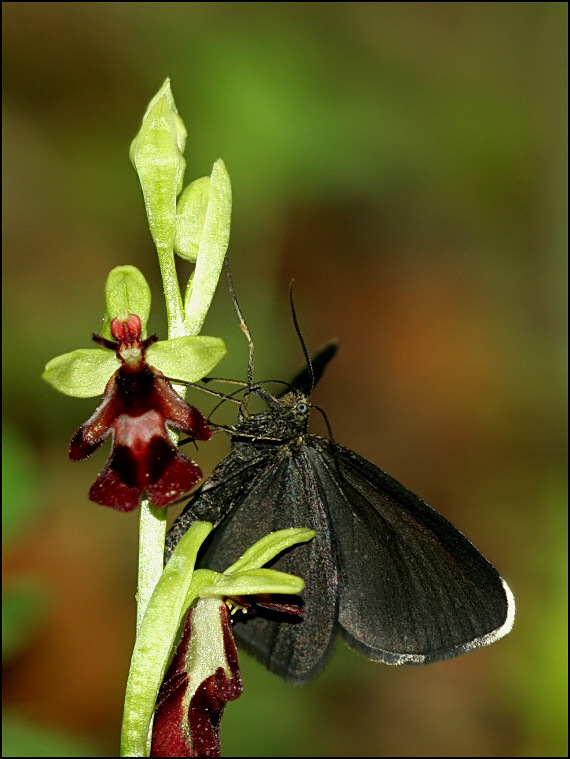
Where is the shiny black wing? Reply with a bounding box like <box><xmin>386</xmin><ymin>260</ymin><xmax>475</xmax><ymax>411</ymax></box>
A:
<box><xmin>166</xmin><ymin>428</ymin><xmax>514</xmax><ymax>683</ymax></box>
<box><xmin>305</xmin><ymin>437</ymin><xmax>515</xmax><ymax>665</ymax></box>
<box><xmin>164</xmin><ymin>448</ymin><xmax>273</xmax><ymax>560</ymax></box>
<box><xmin>197</xmin><ymin>446</ymin><xmax>339</xmax><ymax>684</ymax></box>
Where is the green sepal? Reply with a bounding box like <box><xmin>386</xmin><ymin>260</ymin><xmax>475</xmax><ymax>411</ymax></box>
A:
<box><xmin>101</xmin><ymin>266</ymin><xmax>152</xmax><ymax>339</ymax></box>
<box><xmin>42</xmin><ymin>348</ymin><xmax>118</xmax><ymax>398</ymax></box>
<box><xmin>120</xmin><ymin>521</ymin><xmax>213</xmax><ymax>758</ymax></box>
<box><xmin>129</xmin><ymin>78</ymin><xmax>186</xmax><ymax>254</ymax></box>
<box><xmin>224</xmin><ymin>528</ymin><xmax>317</xmax><ymax>575</ymax></box>
<box><xmin>183</xmin><ymin>159</ymin><xmax>232</xmax><ymax>335</ymax></box>
<box><xmin>147</xmin><ymin>335</ymin><xmax>226</xmax><ymax>384</ymax></box>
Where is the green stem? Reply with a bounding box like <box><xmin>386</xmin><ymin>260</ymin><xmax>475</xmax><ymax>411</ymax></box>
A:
<box><xmin>127</xmin><ymin>79</ymin><xmax>231</xmax><ymax>754</ymax></box>
<box><xmin>136</xmin><ymin>504</ymin><xmax>168</xmax><ymax>632</ymax></box>
<box><xmin>136</xmin><ymin>248</ymin><xmax>185</xmax><ymax>633</ymax></box>
<box><xmin>157</xmin><ymin>245</ymin><xmax>185</xmax><ymax>339</ymax></box>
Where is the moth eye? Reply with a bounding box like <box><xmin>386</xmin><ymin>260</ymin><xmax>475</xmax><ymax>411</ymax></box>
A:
<box><xmin>296</xmin><ymin>402</ymin><xmax>310</xmax><ymax>414</ymax></box>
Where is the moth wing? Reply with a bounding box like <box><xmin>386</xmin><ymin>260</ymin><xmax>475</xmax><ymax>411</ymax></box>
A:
<box><xmin>199</xmin><ymin>449</ymin><xmax>339</xmax><ymax>684</ymax></box>
<box><xmin>165</xmin><ymin>451</ymin><xmax>274</xmax><ymax>559</ymax></box>
<box><xmin>307</xmin><ymin>439</ymin><xmax>515</xmax><ymax>664</ymax></box>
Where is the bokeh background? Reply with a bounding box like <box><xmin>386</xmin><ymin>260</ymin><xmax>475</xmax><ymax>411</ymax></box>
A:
<box><xmin>3</xmin><ymin>3</ymin><xmax>567</xmax><ymax>757</ymax></box>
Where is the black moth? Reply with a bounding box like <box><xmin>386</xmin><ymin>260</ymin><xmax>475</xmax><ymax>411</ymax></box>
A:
<box><xmin>165</xmin><ymin>299</ymin><xmax>515</xmax><ymax>685</ymax></box>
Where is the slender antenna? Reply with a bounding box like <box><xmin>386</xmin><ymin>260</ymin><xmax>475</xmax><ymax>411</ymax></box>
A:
<box><xmin>160</xmin><ymin>378</ymin><xmax>243</xmax><ymax>402</ymax></box>
<box><xmin>312</xmin><ymin>404</ymin><xmax>336</xmax><ymax>445</ymax></box>
<box><xmin>225</xmin><ymin>257</ymin><xmax>255</xmax><ymax>387</ymax></box>
<box><xmin>289</xmin><ymin>281</ymin><xmax>315</xmax><ymax>393</ymax></box>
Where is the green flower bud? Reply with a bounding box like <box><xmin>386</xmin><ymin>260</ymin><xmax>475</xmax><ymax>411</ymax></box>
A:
<box><xmin>130</xmin><ymin>79</ymin><xmax>187</xmax><ymax>253</ymax></box>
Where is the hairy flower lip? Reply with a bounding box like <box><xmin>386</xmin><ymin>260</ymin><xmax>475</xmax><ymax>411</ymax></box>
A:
<box><xmin>151</xmin><ymin>602</ymin><xmax>242</xmax><ymax>758</ymax></box>
<box><xmin>70</xmin><ymin>315</ymin><xmax>211</xmax><ymax>511</ymax></box>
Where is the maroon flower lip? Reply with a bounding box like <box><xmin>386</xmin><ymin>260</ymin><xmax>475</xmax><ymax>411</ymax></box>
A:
<box><xmin>69</xmin><ymin>314</ymin><xmax>211</xmax><ymax>512</ymax></box>
<box><xmin>151</xmin><ymin>603</ymin><xmax>242</xmax><ymax>758</ymax></box>
<box><xmin>150</xmin><ymin>595</ymin><xmax>303</xmax><ymax>757</ymax></box>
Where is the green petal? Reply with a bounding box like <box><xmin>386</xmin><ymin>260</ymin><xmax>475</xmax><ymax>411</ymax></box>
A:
<box><xmin>42</xmin><ymin>348</ymin><xmax>118</xmax><ymax>398</ymax></box>
<box><xmin>174</xmin><ymin>176</ymin><xmax>210</xmax><ymax>263</ymax></box>
<box><xmin>147</xmin><ymin>335</ymin><xmax>226</xmax><ymax>383</ymax></box>
<box><xmin>102</xmin><ymin>266</ymin><xmax>152</xmax><ymax>339</ymax></box>
<box><xmin>129</xmin><ymin>79</ymin><xmax>186</xmax><ymax>253</ymax></box>
<box><xmin>184</xmin><ymin>159</ymin><xmax>232</xmax><ymax>335</ymax></box>
<box><xmin>200</xmin><ymin>568</ymin><xmax>305</xmax><ymax>599</ymax></box>
<box><xmin>224</xmin><ymin>528</ymin><xmax>317</xmax><ymax>575</ymax></box>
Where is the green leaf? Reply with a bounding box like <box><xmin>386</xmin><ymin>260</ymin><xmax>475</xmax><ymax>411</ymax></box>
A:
<box><xmin>147</xmin><ymin>335</ymin><xmax>226</xmax><ymax>383</ymax></box>
<box><xmin>102</xmin><ymin>265</ymin><xmax>152</xmax><ymax>339</ymax></box>
<box><xmin>174</xmin><ymin>176</ymin><xmax>211</xmax><ymax>262</ymax></box>
<box><xmin>120</xmin><ymin>521</ymin><xmax>212</xmax><ymax>758</ymax></box>
<box><xmin>200</xmin><ymin>568</ymin><xmax>306</xmax><ymax>599</ymax></box>
<box><xmin>224</xmin><ymin>528</ymin><xmax>316</xmax><ymax>575</ymax></box>
<box><xmin>129</xmin><ymin>79</ymin><xmax>187</xmax><ymax>254</ymax></box>
<box><xmin>184</xmin><ymin>159</ymin><xmax>232</xmax><ymax>335</ymax></box>
<box><xmin>42</xmin><ymin>348</ymin><xmax>118</xmax><ymax>398</ymax></box>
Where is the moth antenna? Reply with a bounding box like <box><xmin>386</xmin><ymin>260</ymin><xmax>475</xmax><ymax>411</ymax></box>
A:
<box><xmin>289</xmin><ymin>281</ymin><xmax>315</xmax><ymax>393</ymax></box>
<box><xmin>257</xmin><ymin>378</ymin><xmax>293</xmax><ymax>392</ymax></box>
<box><xmin>207</xmin><ymin>384</ymin><xmax>251</xmax><ymax>420</ymax></box>
<box><xmin>202</xmin><ymin>377</ymin><xmax>248</xmax><ymax>388</ymax></box>
<box><xmin>159</xmin><ymin>378</ymin><xmax>242</xmax><ymax>404</ymax></box>
<box><xmin>225</xmin><ymin>257</ymin><xmax>255</xmax><ymax>387</ymax></box>
<box><xmin>312</xmin><ymin>404</ymin><xmax>336</xmax><ymax>445</ymax></box>
<box><xmin>179</xmin><ymin>422</ymin><xmax>236</xmax><ymax>446</ymax></box>
<box><xmin>312</xmin><ymin>403</ymin><xmax>345</xmax><ymax>480</ymax></box>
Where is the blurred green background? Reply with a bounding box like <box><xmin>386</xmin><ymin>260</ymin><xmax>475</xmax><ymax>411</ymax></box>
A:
<box><xmin>3</xmin><ymin>3</ymin><xmax>567</xmax><ymax>757</ymax></box>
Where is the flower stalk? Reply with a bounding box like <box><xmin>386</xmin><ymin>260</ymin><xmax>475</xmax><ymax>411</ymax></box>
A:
<box><xmin>129</xmin><ymin>78</ymin><xmax>232</xmax><ymax>629</ymax></box>
<box><xmin>44</xmin><ymin>79</ymin><xmax>315</xmax><ymax>758</ymax></box>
